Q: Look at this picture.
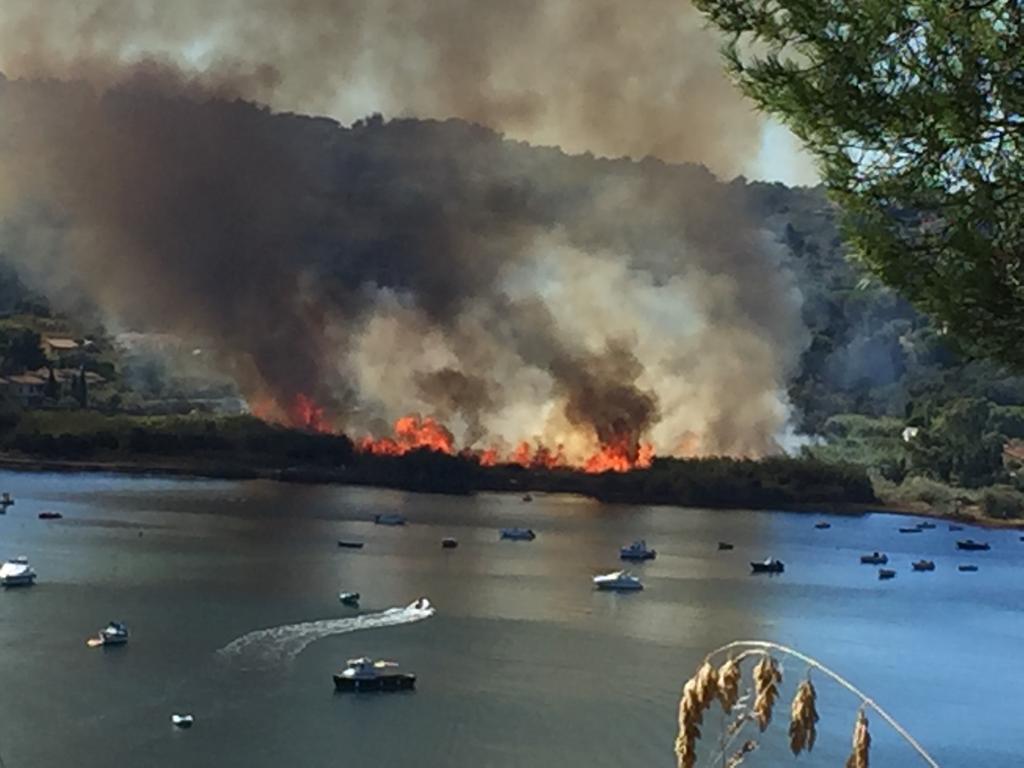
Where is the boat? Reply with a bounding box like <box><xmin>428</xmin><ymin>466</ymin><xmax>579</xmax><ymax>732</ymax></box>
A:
<box><xmin>38</xmin><ymin>511</ymin><xmax>63</xmax><ymax>520</ymax></box>
<box><xmin>374</xmin><ymin>514</ymin><xmax>406</xmax><ymax>526</ymax></box>
<box><xmin>592</xmin><ymin>570</ymin><xmax>644</xmax><ymax>591</ymax></box>
<box><xmin>338</xmin><ymin>592</ymin><xmax>360</xmax><ymax>607</ymax></box>
<box><xmin>860</xmin><ymin>552</ymin><xmax>888</xmax><ymax>565</ymax></box>
<box><xmin>917</xmin><ymin>522</ymin><xmax>937</xmax><ymax>530</ymax></box>
<box><xmin>88</xmin><ymin>621</ymin><xmax>129</xmax><ymax>647</ymax></box>
<box><xmin>522</xmin><ymin>494</ymin><xmax>533</xmax><ymax>502</ymax></box>
<box><xmin>958</xmin><ymin>564</ymin><xmax>979</xmax><ymax>572</ymax></box>
<box><xmin>898</xmin><ymin>526</ymin><xmax>922</xmax><ymax>534</ymax></box>
<box><xmin>717</xmin><ymin>542</ymin><xmax>734</xmax><ymax>551</ymax></box>
<box><xmin>956</xmin><ymin>539</ymin><xmax>990</xmax><ymax>551</ymax></box>
<box><xmin>750</xmin><ymin>559</ymin><xmax>785</xmax><ymax>574</ymax></box>
<box><xmin>499</xmin><ymin>527</ymin><xmax>536</xmax><ymax>541</ymax></box>
<box><xmin>441</xmin><ymin>537</ymin><xmax>458</xmax><ymax>549</ymax></box>
<box><xmin>619</xmin><ymin>539</ymin><xmax>656</xmax><ymax>561</ymax></box>
<box><xmin>912</xmin><ymin>560</ymin><xmax>936</xmax><ymax>572</ymax></box>
<box><xmin>949</xmin><ymin>525</ymin><xmax>965</xmax><ymax>532</ymax></box>
<box><xmin>333</xmin><ymin>657</ymin><xmax>417</xmax><ymax>692</ymax></box>
<box><xmin>170</xmin><ymin>713</ymin><xmax>194</xmax><ymax>729</ymax></box>
<box><xmin>878</xmin><ymin>568</ymin><xmax>897</xmax><ymax>580</ymax></box>
<box><xmin>337</xmin><ymin>540</ymin><xmax>364</xmax><ymax>549</ymax></box>
<box><xmin>814</xmin><ymin>521</ymin><xmax>831</xmax><ymax>529</ymax></box>
<box><xmin>0</xmin><ymin>557</ymin><xmax>36</xmax><ymax>587</ymax></box>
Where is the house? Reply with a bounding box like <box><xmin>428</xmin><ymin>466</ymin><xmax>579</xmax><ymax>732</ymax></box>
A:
<box><xmin>2</xmin><ymin>373</ymin><xmax>48</xmax><ymax>407</ymax></box>
<box><xmin>43</xmin><ymin>337</ymin><xmax>80</xmax><ymax>361</ymax></box>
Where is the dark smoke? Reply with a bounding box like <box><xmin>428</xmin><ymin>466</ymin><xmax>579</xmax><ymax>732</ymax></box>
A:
<box><xmin>0</xmin><ymin>2</ymin><xmax>807</xmax><ymax>460</ymax></box>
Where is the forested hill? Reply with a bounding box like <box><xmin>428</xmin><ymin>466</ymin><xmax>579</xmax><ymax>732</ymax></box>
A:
<box><xmin>1</xmin><ymin>114</ymin><xmax>1023</xmax><ymax>512</ymax></box>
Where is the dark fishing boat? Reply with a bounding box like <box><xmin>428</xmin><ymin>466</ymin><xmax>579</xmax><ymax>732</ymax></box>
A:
<box><xmin>718</xmin><ymin>542</ymin><xmax>734</xmax><ymax>551</ymax></box>
<box><xmin>333</xmin><ymin>658</ymin><xmax>416</xmax><ymax>693</ymax></box>
<box><xmin>958</xmin><ymin>564</ymin><xmax>979</xmax><ymax>572</ymax></box>
<box><xmin>441</xmin><ymin>537</ymin><xmax>458</xmax><ymax>549</ymax></box>
<box><xmin>619</xmin><ymin>540</ymin><xmax>656</xmax><ymax>561</ymax></box>
<box><xmin>860</xmin><ymin>552</ymin><xmax>888</xmax><ymax>565</ymax></box>
<box><xmin>912</xmin><ymin>560</ymin><xmax>936</xmax><ymax>572</ymax></box>
<box><xmin>956</xmin><ymin>539</ymin><xmax>990</xmax><ymax>551</ymax></box>
<box><xmin>337</xmin><ymin>540</ymin><xmax>365</xmax><ymax>549</ymax></box>
<box><xmin>338</xmin><ymin>592</ymin><xmax>360</xmax><ymax>607</ymax></box>
<box><xmin>917</xmin><ymin>522</ymin><xmax>937</xmax><ymax>530</ymax></box>
<box><xmin>898</xmin><ymin>526</ymin><xmax>923</xmax><ymax>534</ymax></box>
<box><xmin>374</xmin><ymin>514</ymin><xmax>406</xmax><ymax>526</ymax></box>
<box><xmin>750</xmin><ymin>559</ymin><xmax>784</xmax><ymax>574</ymax></box>
<box><xmin>38</xmin><ymin>510</ymin><xmax>63</xmax><ymax>520</ymax></box>
<box><xmin>878</xmin><ymin>569</ymin><xmax>897</xmax><ymax>580</ymax></box>
<box><xmin>814</xmin><ymin>521</ymin><xmax>831</xmax><ymax>529</ymax></box>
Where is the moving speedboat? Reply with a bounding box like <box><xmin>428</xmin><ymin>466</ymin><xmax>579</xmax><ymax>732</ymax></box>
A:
<box><xmin>374</xmin><ymin>514</ymin><xmax>406</xmax><ymax>526</ymax></box>
<box><xmin>957</xmin><ymin>539</ymin><xmax>990</xmax><ymax>551</ymax></box>
<box><xmin>912</xmin><ymin>560</ymin><xmax>936</xmax><ymax>572</ymax></box>
<box><xmin>89</xmin><ymin>621</ymin><xmax>129</xmax><ymax>647</ymax></box>
<box><xmin>878</xmin><ymin>568</ymin><xmax>897</xmax><ymax>580</ymax></box>
<box><xmin>38</xmin><ymin>510</ymin><xmax>63</xmax><ymax>520</ymax></box>
<box><xmin>333</xmin><ymin>657</ymin><xmax>416</xmax><ymax>692</ymax></box>
<box><xmin>499</xmin><ymin>527</ymin><xmax>536</xmax><ymax>541</ymax></box>
<box><xmin>171</xmin><ymin>713</ymin><xmax>194</xmax><ymax>728</ymax></box>
<box><xmin>338</xmin><ymin>592</ymin><xmax>360</xmax><ymax>607</ymax></box>
<box><xmin>619</xmin><ymin>540</ymin><xmax>656</xmax><ymax>561</ymax></box>
<box><xmin>0</xmin><ymin>557</ymin><xmax>36</xmax><ymax>587</ymax></box>
<box><xmin>592</xmin><ymin>570</ymin><xmax>644</xmax><ymax>591</ymax></box>
<box><xmin>750</xmin><ymin>559</ymin><xmax>784</xmax><ymax>574</ymax></box>
<box><xmin>860</xmin><ymin>552</ymin><xmax>888</xmax><ymax>565</ymax></box>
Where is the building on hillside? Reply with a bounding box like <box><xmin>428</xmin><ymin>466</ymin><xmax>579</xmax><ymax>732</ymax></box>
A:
<box><xmin>43</xmin><ymin>337</ymin><xmax>80</xmax><ymax>361</ymax></box>
<box><xmin>1</xmin><ymin>373</ymin><xmax>47</xmax><ymax>407</ymax></box>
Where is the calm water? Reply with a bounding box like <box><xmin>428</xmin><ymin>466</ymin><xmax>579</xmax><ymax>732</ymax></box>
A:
<box><xmin>0</xmin><ymin>471</ymin><xmax>1021</xmax><ymax>767</ymax></box>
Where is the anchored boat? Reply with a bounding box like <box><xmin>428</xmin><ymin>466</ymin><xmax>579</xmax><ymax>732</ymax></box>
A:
<box><xmin>333</xmin><ymin>657</ymin><xmax>416</xmax><ymax>692</ymax></box>
<box><xmin>750</xmin><ymin>559</ymin><xmax>785</xmax><ymax>574</ymax></box>
<box><xmin>0</xmin><ymin>557</ymin><xmax>36</xmax><ymax>587</ymax></box>
<box><xmin>619</xmin><ymin>539</ymin><xmax>656</xmax><ymax>561</ymax></box>
<box><xmin>374</xmin><ymin>514</ymin><xmax>406</xmax><ymax>526</ymax></box>
<box><xmin>957</xmin><ymin>539</ymin><xmax>990</xmax><ymax>551</ymax></box>
<box><xmin>860</xmin><ymin>552</ymin><xmax>888</xmax><ymax>565</ymax></box>
<box><xmin>912</xmin><ymin>560</ymin><xmax>936</xmax><ymax>572</ymax></box>
<box><xmin>499</xmin><ymin>527</ymin><xmax>536</xmax><ymax>541</ymax></box>
<box><xmin>338</xmin><ymin>592</ymin><xmax>360</xmax><ymax>607</ymax></box>
<box><xmin>592</xmin><ymin>570</ymin><xmax>644</xmax><ymax>591</ymax></box>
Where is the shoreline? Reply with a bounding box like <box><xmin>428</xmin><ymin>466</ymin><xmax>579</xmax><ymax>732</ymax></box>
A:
<box><xmin>0</xmin><ymin>453</ymin><xmax>1020</xmax><ymax>530</ymax></box>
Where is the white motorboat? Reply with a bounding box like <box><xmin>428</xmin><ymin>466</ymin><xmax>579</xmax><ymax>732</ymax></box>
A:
<box><xmin>171</xmin><ymin>713</ymin><xmax>194</xmax><ymax>729</ymax></box>
<box><xmin>619</xmin><ymin>539</ymin><xmax>656</xmax><ymax>561</ymax></box>
<box><xmin>334</xmin><ymin>657</ymin><xmax>416</xmax><ymax>692</ymax></box>
<box><xmin>592</xmin><ymin>570</ymin><xmax>644</xmax><ymax>591</ymax></box>
<box><xmin>0</xmin><ymin>556</ymin><xmax>36</xmax><ymax>587</ymax></box>
<box><xmin>89</xmin><ymin>621</ymin><xmax>129</xmax><ymax>647</ymax></box>
<box><xmin>499</xmin><ymin>527</ymin><xmax>536</xmax><ymax>541</ymax></box>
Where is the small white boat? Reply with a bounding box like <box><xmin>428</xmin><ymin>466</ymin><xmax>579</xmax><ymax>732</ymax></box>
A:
<box><xmin>339</xmin><ymin>591</ymin><xmax>360</xmax><ymax>606</ymax></box>
<box><xmin>593</xmin><ymin>570</ymin><xmax>644</xmax><ymax>591</ymax></box>
<box><xmin>89</xmin><ymin>621</ymin><xmax>129</xmax><ymax>647</ymax></box>
<box><xmin>499</xmin><ymin>527</ymin><xmax>536</xmax><ymax>541</ymax></box>
<box><xmin>334</xmin><ymin>657</ymin><xmax>416</xmax><ymax>692</ymax></box>
<box><xmin>0</xmin><ymin>556</ymin><xmax>36</xmax><ymax>587</ymax></box>
<box><xmin>171</xmin><ymin>713</ymin><xmax>194</xmax><ymax>729</ymax></box>
<box><xmin>619</xmin><ymin>539</ymin><xmax>656</xmax><ymax>561</ymax></box>
<box><xmin>374</xmin><ymin>513</ymin><xmax>406</xmax><ymax>526</ymax></box>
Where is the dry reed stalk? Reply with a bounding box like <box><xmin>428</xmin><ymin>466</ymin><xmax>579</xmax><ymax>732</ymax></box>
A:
<box><xmin>675</xmin><ymin>677</ymin><xmax>703</xmax><ymax>768</ymax></box>
<box><xmin>716</xmin><ymin>657</ymin><xmax>742</xmax><ymax>714</ymax></box>
<box><xmin>725</xmin><ymin>739</ymin><xmax>758</xmax><ymax>767</ymax></box>
<box><xmin>845</xmin><ymin>709</ymin><xmax>871</xmax><ymax>768</ymax></box>
<box><xmin>788</xmin><ymin>678</ymin><xmax>820</xmax><ymax>755</ymax></box>
<box><xmin>752</xmin><ymin>655</ymin><xmax>782</xmax><ymax>731</ymax></box>
<box><xmin>695</xmin><ymin>660</ymin><xmax>719</xmax><ymax>709</ymax></box>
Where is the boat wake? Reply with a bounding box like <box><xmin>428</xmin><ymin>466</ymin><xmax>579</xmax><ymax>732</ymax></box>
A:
<box><xmin>217</xmin><ymin>598</ymin><xmax>434</xmax><ymax>668</ymax></box>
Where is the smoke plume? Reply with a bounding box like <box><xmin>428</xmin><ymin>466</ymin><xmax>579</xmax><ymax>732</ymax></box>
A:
<box><xmin>0</xmin><ymin>1</ymin><xmax>807</xmax><ymax>464</ymax></box>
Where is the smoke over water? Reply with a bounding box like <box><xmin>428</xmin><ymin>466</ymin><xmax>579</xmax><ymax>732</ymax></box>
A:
<box><xmin>0</xmin><ymin>1</ymin><xmax>807</xmax><ymax>467</ymax></box>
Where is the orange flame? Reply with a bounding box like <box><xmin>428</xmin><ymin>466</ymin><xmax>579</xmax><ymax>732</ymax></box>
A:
<box><xmin>583</xmin><ymin>437</ymin><xmax>654</xmax><ymax>473</ymax></box>
<box><xmin>358</xmin><ymin>414</ymin><xmax>455</xmax><ymax>456</ymax></box>
<box><xmin>289</xmin><ymin>393</ymin><xmax>326</xmax><ymax>432</ymax></box>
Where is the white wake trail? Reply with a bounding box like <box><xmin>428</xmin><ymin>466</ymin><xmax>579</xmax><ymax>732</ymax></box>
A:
<box><xmin>217</xmin><ymin>598</ymin><xmax>435</xmax><ymax>668</ymax></box>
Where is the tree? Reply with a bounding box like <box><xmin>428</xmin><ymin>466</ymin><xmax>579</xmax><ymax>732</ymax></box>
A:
<box><xmin>0</xmin><ymin>328</ymin><xmax>46</xmax><ymax>373</ymax></box>
<box><xmin>693</xmin><ymin>1</ymin><xmax>1024</xmax><ymax>365</ymax></box>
